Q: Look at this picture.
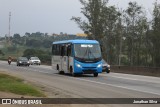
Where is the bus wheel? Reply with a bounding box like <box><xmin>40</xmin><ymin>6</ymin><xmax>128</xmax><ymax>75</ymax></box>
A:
<box><xmin>70</xmin><ymin>66</ymin><xmax>75</xmax><ymax>77</ymax></box>
<box><xmin>57</xmin><ymin>65</ymin><xmax>61</xmax><ymax>74</ymax></box>
<box><xmin>93</xmin><ymin>73</ymin><xmax>98</xmax><ymax>77</ymax></box>
<box><xmin>72</xmin><ymin>73</ymin><xmax>76</xmax><ymax>77</ymax></box>
<box><xmin>57</xmin><ymin>65</ymin><xmax>59</xmax><ymax>70</ymax></box>
<box><xmin>59</xmin><ymin>71</ymin><xmax>64</xmax><ymax>74</ymax></box>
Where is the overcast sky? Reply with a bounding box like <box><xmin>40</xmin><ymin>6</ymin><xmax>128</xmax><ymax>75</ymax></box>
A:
<box><xmin>0</xmin><ymin>0</ymin><xmax>159</xmax><ymax>37</ymax></box>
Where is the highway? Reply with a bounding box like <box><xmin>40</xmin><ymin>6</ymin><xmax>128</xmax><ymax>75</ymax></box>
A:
<box><xmin>0</xmin><ymin>60</ymin><xmax>160</xmax><ymax>106</ymax></box>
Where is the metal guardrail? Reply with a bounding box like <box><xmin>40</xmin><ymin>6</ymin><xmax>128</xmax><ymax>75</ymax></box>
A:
<box><xmin>111</xmin><ymin>65</ymin><xmax>160</xmax><ymax>77</ymax></box>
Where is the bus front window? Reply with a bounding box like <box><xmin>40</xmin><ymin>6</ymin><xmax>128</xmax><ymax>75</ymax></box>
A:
<box><xmin>74</xmin><ymin>44</ymin><xmax>102</xmax><ymax>62</ymax></box>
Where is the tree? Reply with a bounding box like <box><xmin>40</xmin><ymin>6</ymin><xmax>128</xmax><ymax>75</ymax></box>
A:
<box><xmin>135</xmin><ymin>17</ymin><xmax>148</xmax><ymax>66</ymax></box>
<box><xmin>13</xmin><ymin>33</ymin><xmax>20</xmax><ymax>39</ymax></box>
<box><xmin>71</xmin><ymin>0</ymin><xmax>108</xmax><ymax>41</ymax></box>
<box><xmin>12</xmin><ymin>33</ymin><xmax>21</xmax><ymax>45</ymax></box>
<box><xmin>71</xmin><ymin>0</ymin><xmax>121</xmax><ymax>64</ymax></box>
<box><xmin>43</xmin><ymin>39</ymin><xmax>52</xmax><ymax>48</ymax></box>
<box><xmin>0</xmin><ymin>50</ymin><xmax>4</xmax><ymax>56</ymax></box>
<box><xmin>26</xmin><ymin>39</ymin><xmax>42</xmax><ymax>47</ymax></box>
<box><xmin>25</xmin><ymin>32</ymin><xmax>31</xmax><ymax>37</ymax></box>
<box><xmin>124</xmin><ymin>1</ymin><xmax>144</xmax><ymax>66</ymax></box>
<box><xmin>151</xmin><ymin>1</ymin><xmax>160</xmax><ymax>67</ymax></box>
<box><xmin>102</xmin><ymin>6</ymin><xmax>121</xmax><ymax>64</ymax></box>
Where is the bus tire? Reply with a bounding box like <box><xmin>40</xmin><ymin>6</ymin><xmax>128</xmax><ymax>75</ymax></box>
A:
<box><xmin>70</xmin><ymin>66</ymin><xmax>75</xmax><ymax>77</ymax></box>
<box><xmin>72</xmin><ymin>73</ymin><xmax>76</xmax><ymax>77</ymax></box>
<box><xmin>57</xmin><ymin>64</ymin><xmax>59</xmax><ymax>70</ymax></box>
<box><xmin>57</xmin><ymin>65</ymin><xmax>61</xmax><ymax>74</ymax></box>
<box><xmin>93</xmin><ymin>73</ymin><xmax>98</xmax><ymax>77</ymax></box>
<box><xmin>70</xmin><ymin>66</ymin><xmax>72</xmax><ymax>73</ymax></box>
<box><xmin>59</xmin><ymin>71</ymin><xmax>64</xmax><ymax>74</ymax></box>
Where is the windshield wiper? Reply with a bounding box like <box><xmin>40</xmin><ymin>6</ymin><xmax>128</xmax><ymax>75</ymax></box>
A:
<box><xmin>81</xmin><ymin>46</ymin><xmax>97</xmax><ymax>61</ymax></box>
<box><xmin>81</xmin><ymin>47</ymin><xmax>89</xmax><ymax>60</ymax></box>
<box><xmin>88</xmin><ymin>48</ymin><xmax>96</xmax><ymax>60</ymax></box>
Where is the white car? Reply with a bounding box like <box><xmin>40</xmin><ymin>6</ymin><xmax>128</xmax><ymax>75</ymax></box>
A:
<box><xmin>29</xmin><ymin>57</ymin><xmax>41</xmax><ymax>65</ymax></box>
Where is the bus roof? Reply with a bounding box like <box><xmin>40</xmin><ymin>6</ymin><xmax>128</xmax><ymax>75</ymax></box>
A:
<box><xmin>52</xmin><ymin>39</ymin><xmax>99</xmax><ymax>44</ymax></box>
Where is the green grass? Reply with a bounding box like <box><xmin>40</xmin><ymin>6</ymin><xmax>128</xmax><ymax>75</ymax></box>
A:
<box><xmin>0</xmin><ymin>73</ymin><xmax>45</xmax><ymax>97</ymax></box>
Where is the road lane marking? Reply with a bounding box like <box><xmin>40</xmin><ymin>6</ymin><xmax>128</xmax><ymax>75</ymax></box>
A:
<box><xmin>73</xmin><ymin>77</ymin><xmax>160</xmax><ymax>96</ymax></box>
<box><xmin>15</xmin><ymin>66</ymin><xmax>160</xmax><ymax>96</ymax></box>
<box><xmin>100</xmin><ymin>74</ymin><xmax>160</xmax><ymax>84</ymax></box>
<box><xmin>1</xmin><ymin>61</ymin><xmax>160</xmax><ymax>96</ymax></box>
<box><xmin>47</xmin><ymin>73</ymin><xmax>160</xmax><ymax>96</ymax></box>
<box><xmin>39</xmin><ymin>71</ymin><xmax>160</xmax><ymax>96</ymax></box>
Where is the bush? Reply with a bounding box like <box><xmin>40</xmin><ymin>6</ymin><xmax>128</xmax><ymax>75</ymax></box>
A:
<box><xmin>0</xmin><ymin>50</ymin><xmax>4</xmax><ymax>56</ymax></box>
<box><xmin>23</xmin><ymin>49</ymin><xmax>51</xmax><ymax>64</ymax></box>
<box><xmin>7</xmin><ymin>46</ymin><xmax>17</xmax><ymax>52</ymax></box>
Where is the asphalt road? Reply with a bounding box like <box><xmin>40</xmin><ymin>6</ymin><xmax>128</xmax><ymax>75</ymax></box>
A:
<box><xmin>0</xmin><ymin>60</ymin><xmax>160</xmax><ymax>106</ymax></box>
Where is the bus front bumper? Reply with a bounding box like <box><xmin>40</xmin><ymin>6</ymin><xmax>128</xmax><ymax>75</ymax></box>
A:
<box><xmin>74</xmin><ymin>66</ymin><xmax>102</xmax><ymax>74</ymax></box>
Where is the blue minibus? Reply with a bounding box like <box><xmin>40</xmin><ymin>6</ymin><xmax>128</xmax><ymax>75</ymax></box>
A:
<box><xmin>52</xmin><ymin>40</ymin><xmax>102</xmax><ymax>77</ymax></box>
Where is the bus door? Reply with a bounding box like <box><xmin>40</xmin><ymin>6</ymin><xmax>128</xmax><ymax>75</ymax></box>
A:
<box><xmin>60</xmin><ymin>46</ymin><xmax>62</xmax><ymax>71</ymax></box>
<box><xmin>67</xmin><ymin>44</ymin><xmax>71</xmax><ymax>72</ymax></box>
<box><xmin>61</xmin><ymin>45</ymin><xmax>68</xmax><ymax>72</ymax></box>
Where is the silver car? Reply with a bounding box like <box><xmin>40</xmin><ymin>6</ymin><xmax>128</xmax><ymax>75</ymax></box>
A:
<box><xmin>102</xmin><ymin>59</ymin><xmax>110</xmax><ymax>73</ymax></box>
<box><xmin>29</xmin><ymin>57</ymin><xmax>41</xmax><ymax>65</ymax></box>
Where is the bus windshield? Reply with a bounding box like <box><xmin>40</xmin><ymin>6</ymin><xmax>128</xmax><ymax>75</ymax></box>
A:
<box><xmin>74</xmin><ymin>44</ymin><xmax>101</xmax><ymax>62</ymax></box>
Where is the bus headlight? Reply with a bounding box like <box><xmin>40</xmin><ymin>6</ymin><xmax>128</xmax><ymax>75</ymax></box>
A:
<box><xmin>76</xmin><ymin>63</ymin><xmax>81</xmax><ymax>68</ymax></box>
<box><xmin>97</xmin><ymin>64</ymin><xmax>102</xmax><ymax>68</ymax></box>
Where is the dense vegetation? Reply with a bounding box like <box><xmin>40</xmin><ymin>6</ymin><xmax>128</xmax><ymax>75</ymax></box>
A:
<box><xmin>0</xmin><ymin>32</ymin><xmax>86</xmax><ymax>64</ymax></box>
<box><xmin>72</xmin><ymin>0</ymin><xmax>160</xmax><ymax>67</ymax></box>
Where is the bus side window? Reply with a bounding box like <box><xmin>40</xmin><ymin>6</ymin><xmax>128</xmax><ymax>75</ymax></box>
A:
<box><xmin>57</xmin><ymin>44</ymin><xmax>60</xmax><ymax>55</ymax></box>
<box><xmin>52</xmin><ymin>44</ymin><xmax>57</xmax><ymax>55</ymax></box>
<box><xmin>56</xmin><ymin>45</ymin><xmax>58</xmax><ymax>55</ymax></box>
<box><xmin>61</xmin><ymin>45</ymin><xmax>65</xmax><ymax>56</ymax></box>
<box><xmin>64</xmin><ymin>44</ymin><xmax>67</xmax><ymax>56</ymax></box>
<box><xmin>67</xmin><ymin>45</ymin><xmax>71</xmax><ymax>56</ymax></box>
<box><xmin>52</xmin><ymin>45</ymin><xmax>54</xmax><ymax>55</ymax></box>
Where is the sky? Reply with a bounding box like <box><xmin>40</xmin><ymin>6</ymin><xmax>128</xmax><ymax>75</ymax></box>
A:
<box><xmin>0</xmin><ymin>0</ymin><xmax>159</xmax><ymax>37</ymax></box>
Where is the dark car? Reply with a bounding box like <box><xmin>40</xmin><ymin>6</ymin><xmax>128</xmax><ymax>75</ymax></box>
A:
<box><xmin>102</xmin><ymin>59</ymin><xmax>110</xmax><ymax>73</ymax></box>
<box><xmin>17</xmin><ymin>57</ymin><xmax>30</xmax><ymax>66</ymax></box>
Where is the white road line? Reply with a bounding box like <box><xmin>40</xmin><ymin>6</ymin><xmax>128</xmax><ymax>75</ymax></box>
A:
<box><xmin>2</xmin><ymin>61</ymin><xmax>159</xmax><ymax>96</ymax></box>
<box><xmin>100</xmin><ymin>74</ymin><xmax>160</xmax><ymax>84</ymax></box>
<box><xmin>44</xmin><ymin>73</ymin><xmax>160</xmax><ymax>96</ymax></box>
<box><xmin>25</xmin><ymin>68</ymin><xmax>160</xmax><ymax>96</ymax></box>
<box><xmin>73</xmin><ymin>77</ymin><xmax>160</xmax><ymax>96</ymax></box>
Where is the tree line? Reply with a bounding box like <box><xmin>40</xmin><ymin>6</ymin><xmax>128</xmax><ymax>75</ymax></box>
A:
<box><xmin>71</xmin><ymin>0</ymin><xmax>160</xmax><ymax>67</ymax></box>
<box><xmin>2</xmin><ymin>32</ymin><xmax>84</xmax><ymax>48</ymax></box>
<box><xmin>0</xmin><ymin>32</ymin><xmax>86</xmax><ymax>64</ymax></box>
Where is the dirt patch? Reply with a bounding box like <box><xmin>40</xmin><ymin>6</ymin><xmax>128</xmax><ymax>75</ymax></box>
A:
<box><xmin>0</xmin><ymin>91</ymin><xmax>23</xmax><ymax>98</ymax></box>
<box><xmin>25</xmin><ymin>80</ymin><xmax>73</xmax><ymax>98</ymax></box>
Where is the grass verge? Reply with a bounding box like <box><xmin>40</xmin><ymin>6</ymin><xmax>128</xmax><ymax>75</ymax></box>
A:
<box><xmin>0</xmin><ymin>73</ymin><xmax>45</xmax><ymax>97</ymax></box>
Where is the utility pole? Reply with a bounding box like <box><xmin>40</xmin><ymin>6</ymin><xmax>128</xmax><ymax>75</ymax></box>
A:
<box><xmin>8</xmin><ymin>12</ymin><xmax>11</xmax><ymax>45</ymax></box>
